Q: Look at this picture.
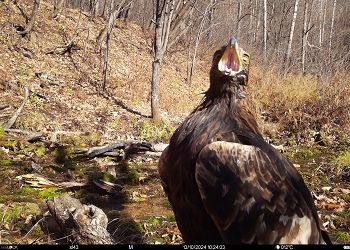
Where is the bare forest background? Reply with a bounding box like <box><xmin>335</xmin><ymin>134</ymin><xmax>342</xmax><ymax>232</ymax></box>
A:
<box><xmin>62</xmin><ymin>0</ymin><xmax>350</xmax><ymax>73</ymax></box>
<box><xmin>51</xmin><ymin>0</ymin><xmax>350</xmax><ymax>122</ymax></box>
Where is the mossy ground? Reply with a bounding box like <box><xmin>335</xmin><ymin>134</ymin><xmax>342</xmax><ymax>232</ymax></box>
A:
<box><xmin>0</xmin><ymin>132</ymin><xmax>180</xmax><ymax>244</ymax></box>
<box><xmin>1</xmin><ymin>129</ymin><xmax>348</xmax><ymax>244</ymax></box>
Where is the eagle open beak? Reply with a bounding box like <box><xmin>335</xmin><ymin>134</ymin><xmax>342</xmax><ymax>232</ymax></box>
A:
<box><xmin>218</xmin><ymin>37</ymin><xmax>243</xmax><ymax>76</ymax></box>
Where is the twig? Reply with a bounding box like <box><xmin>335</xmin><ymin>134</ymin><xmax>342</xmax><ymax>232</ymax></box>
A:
<box><xmin>4</xmin><ymin>128</ymin><xmax>43</xmax><ymax>142</ymax></box>
<box><xmin>13</xmin><ymin>0</ymin><xmax>29</xmax><ymax>22</ymax></box>
<box><xmin>0</xmin><ymin>104</ymin><xmax>9</xmax><ymax>111</ymax></box>
<box><xmin>84</xmin><ymin>143</ymin><xmax>125</xmax><ymax>159</ymax></box>
<box><xmin>5</xmin><ymin>87</ymin><xmax>29</xmax><ymax>129</ymax></box>
<box><xmin>5</xmin><ymin>128</ymin><xmax>34</xmax><ymax>135</ymax></box>
<box><xmin>44</xmin><ymin>233</ymin><xmax>75</xmax><ymax>244</ymax></box>
<box><xmin>27</xmin><ymin>133</ymin><xmax>44</xmax><ymax>142</ymax></box>
<box><xmin>17</xmin><ymin>0</ymin><xmax>40</xmax><ymax>36</ymax></box>
<box><xmin>22</xmin><ymin>217</ymin><xmax>45</xmax><ymax>240</ymax></box>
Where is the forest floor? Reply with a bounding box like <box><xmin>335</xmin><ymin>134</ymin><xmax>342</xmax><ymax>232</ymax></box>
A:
<box><xmin>0</xmin><ymin>0</ymin><xmax>349</xmax><ymax>245</ymax></box>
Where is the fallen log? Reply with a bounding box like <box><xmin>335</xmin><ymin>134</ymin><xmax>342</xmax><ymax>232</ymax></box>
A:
<box><xmin>83</xmin><ymin>141</ymin><xmax>154</xmax><ymax>159</ymax></box>
<box><xmin>47</xmin><ymin>194</ymin><xmax>114</xmax><ymax>244</ymax></box>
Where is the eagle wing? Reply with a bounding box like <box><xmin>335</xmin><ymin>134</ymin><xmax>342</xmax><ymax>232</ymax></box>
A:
<box><xmin>195</xmin><ymin>141</ymin><xmax>323</xmax><ymax>244</ymax></box>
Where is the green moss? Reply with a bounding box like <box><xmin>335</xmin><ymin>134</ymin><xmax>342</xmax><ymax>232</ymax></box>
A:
<box><xmin>62</xmin><ymin>136</ymin><xmax>86</xmax><ymax>147</ymax></box>
<box><xmin>19</xmin><ymin>186</ymin><xmax>38</xmax><ymax>195</ymax></box>
<box><xmin>0</xmin><ymin>159</ymin><xmax>14</xmax><ymax>166</ymax></box>
<box><xmin>35</xmin><ymin>146</ymin><xmax>46</xmax><ymax>156</ymax></box>
<box><xmin>16</xmin><ymin>112</ymin><xmax>46</xmax><ymax>131</ymax></box>
<box><xmin>0</xmin><ymin>202</ymin><xmax>41</xmax><ymax>225</ymax></box>
<box><xmin>103</xmin><ymin>173</ymin><xmax>115</xmax><ymax>182</ymax></box>
<box><xmin>30</xmin><ymin>96</ymin><xmax>45</xmax><ymax>109</ymax></box>
<box><xmin>127</xmin><ymin>170</ymin><xmax>140</xmax><ymax>185</ymax></box>
<box><xmin>1</xmin><ymin>140</ymin><xmax>19</xmax><ymax>151</ymax></box>
<box><xmin>148</xmin><ymin>217</ymin><xmax>160</xmax><ymax>226</ymax></box>
<box><xmin>30</xmin><ymin>225</ymin><xmax>45</xmax><ymax>238</ymax></box>
<box><xmin>336</xmin><ymin>232</ymin><xmax>350</xmax><ymax>242</ymax></box>
<box><xmin>85</xmin><ymin>132</ymin><xmax>102</xmax><ymax>145</ymax></box>
<box><xmin>287</xmin><ymin>139</ymin><xmax>298</xmax><ymax>147</ymax></box>
<box><xmin>38</xmin><ymin>188</ymin><xmax>59</xmax><ymax>199</ymax></box>
<box><xmin>0</xmin><ymin>126</ymin><xmax>4</xmax><ymax>138</ymax></box>
<box><xmin>292</xmin><ymin>147</ymin><xmax>323</xmax><ymax>163</ymax></box>
<box><xmin>138</xmin><ymin>121</ymin><xmax>174</xmax><ymax>143</ymax></box>
<box><xmin>334</xmin><ymin>151</ymin><xmax>350</xmax><ymax>170</ymax></box>
<box><xmin>339</xmin><ymin>193</ymin><xmax>350</xmax><ymax>203</ymax></box>
<box><xmin>108</xmin><ymin>120</ymin><xmax>120</xmax><ymax>130</ymax></box>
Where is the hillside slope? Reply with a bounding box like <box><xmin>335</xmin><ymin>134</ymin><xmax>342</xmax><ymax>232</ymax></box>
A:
<box><xmin>0</xmin><ymin>0</ymin><xmax>208</xmax><ymax>143</ymax></box>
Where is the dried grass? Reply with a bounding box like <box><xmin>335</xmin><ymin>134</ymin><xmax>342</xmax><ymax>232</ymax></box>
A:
<box><xmin>247</xmin><ymin>65</ymin><xmax>350</xmax><ymax>144</ymax></box>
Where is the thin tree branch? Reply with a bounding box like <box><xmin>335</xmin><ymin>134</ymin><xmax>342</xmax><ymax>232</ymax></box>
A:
<box><xmin>5</xmin><ymin>87</ymin><xmax>29</xmax><ymax>129</ymax></box>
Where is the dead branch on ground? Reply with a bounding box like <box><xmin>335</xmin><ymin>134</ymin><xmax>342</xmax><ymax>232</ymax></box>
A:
<box><xmin>47</xmin><ymin>194</ymin><xmax>114</xmax><ymax>244</ymax></box>
<box><xmin>0</xmin><ymin>104</ymin><xmax>10</xmax><ymax>111</ymax></box>
<box><xmin>5</xmin><ymin>86</ymin><xmax>29</xmax><ymax>129</ymax></box>
<box><xmin>17</xmin><ymin>0</ymin><xmax>40</xmax><ymax>37</ymax></box>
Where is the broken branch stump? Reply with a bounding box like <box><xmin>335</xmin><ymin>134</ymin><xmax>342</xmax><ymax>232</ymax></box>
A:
<box><xmin>47</xmin><ymin>194</ymin><xmax>114</xmax><ymax>244</ymax></box>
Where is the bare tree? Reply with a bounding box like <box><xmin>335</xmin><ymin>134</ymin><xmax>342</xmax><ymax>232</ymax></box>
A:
<box><xmin>301</xmin><ymin>0</ymin><xmax>314</xmax><ymax>73</ymax></box>
<box><xmin>254</xmin><ymin>0</ymin><xmax>260</xmax><ymax>43</ymax></box>
<box><xmin>101</xmin><ymin>0</ymin><xmax>130</xmax><ymax>90</ymax></box>
<box><xmin>320</xmin><ymin>0</ymin><xmax>328</xmax><ymax>46</ymax></box>
<box><xmin>263</xmin><ymin>0</ymin><xmax>267</xmax><ymax>61</ymax></box>
<box><xmin>328</xmin><ymin>0</ymin><xmax>337</xmax><ymax>62</ymax></box>
<box><xmin>318</xmin><ymin>0</ymin><xmax>324</xmax><ymax>46</ymax></box>
<box><xmin>17</xmin><ymin>0</ymin><xmax>40</xmax><ymax>36</ymax></box>
<box><xmin>187</xmin><ymin>0</ymin><xmax>220</xmax><ymax>85</ymax></box>
<box><xmin>151</xmin><ymin>0</ymin><xmax>173</xmax><ymax>122</ymax></box>
<box><xmin>236</xmin><ymin>1</ymin><xmax>242</xmax><ymax>39</ymax></box>
<box><xmin>151</xmin><ymin>0</ymin><xmax>196</xmax><ymax>122</ymax></box>
<box><xmin>249</xmin><ymin>0</ymin><xmax>255</xmax><ymax>45</ymax></box>
<box><xmin>206</xmin><ymin>0</ymin><xmax>217</xmax><ymax>41</ymax></box>
<box><xmin>118</xmin><ymin>0</ymin><xmax>134</xmax><ymax>21</ymax></box>
<box><xmin>286</xmin><ymin>0</ymin><xmax>299</xmax><ymax>66</ymax></box>
<box><xmin>53</xmin><ymin>0</ymin><xmax>65</xmax><ymax>19</ymax></box>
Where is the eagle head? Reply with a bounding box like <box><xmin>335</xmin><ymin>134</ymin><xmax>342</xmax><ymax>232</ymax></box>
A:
<box><xmin>211</xmin><ymin>36</ymin><xmax>250</xmax><ymax>86</ymax></box>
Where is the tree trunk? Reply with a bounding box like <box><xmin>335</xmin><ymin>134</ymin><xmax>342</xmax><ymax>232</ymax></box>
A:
<box><xmin>206</xmin><ymin>0</ymin><xmax>216</xmax><ymax>41</ymax></box>
<box><xmin>150</xmin><ymin>0</ymin><xmax>195</xmax><ymax>121</ymax></box>
<box><xmin>301</xmin><ymin>0</ymin><xmax>314</xmax><ymax>74</ymax></box>
<box><xmin>91</xmin><ymin>0</ymin><xmax>100</xmax><ymax>19</ymax></box>
<box><xmin>328</xmin><ymin>0</ymin><xmax>336</xmax><ymax>62</ymax></box>
<box><xmin>263</xmin><ymin>0</ymin><xmax>267</xmax><ymax>61</ymax></box>
<box><xmin>53</xmin><ymin>0</ymin><xmax>64</xmax><ymax>19</ymax></box>
<box><xmin>321</xmin><ymin>0</ymin><xmax>328</xmax><ymax>46</ymax></box>
<box><xmin>249</xmin><ymin>0</ymin><xmax>254</xmax><ymax>45</ymax></box>
<box><xmin>301</xmin><ymin>0</ymin><xmax>309</xmax><ymax>73</ymax></box>
<box><xmin>236</xmin><ymin>1</ymin><xmax>241</xmax><ymax>39</ymax></box>
<box><xmin>18</xmin><ymin>0</ymin><xmax>40</xmax><ymax>36</ymax></box>
<box><xmin>151</xmin><ymin>0</ymin><xmax>166</xmax><ymax>122</ymax></box>
<box><xmin>286</xmin><ymin>0</ymin><xmax>299</xmax><ymax>66</ymax></box>
<box><xmin>151</xmin><ymin>59</ymin><xmax>161</xmax><ymax>122</ymax></box>
<box><xmin>101</xmin><ymin>0</ymin><xmax>127</xmax><ymax>90</ymax></box>
<box><xmin>254</xmin><ymin>0</ymin><xmax>260</xmax><ymax>43</ymax></box>
<box><xmin>318</xmin><ymin>0</ymin><xmax>323</xmax><ymax>46</ymax></box>
<box><xmin>188</xmin><ymin>2</ymin><xmax>213</xmax><ymax>85</ymax></box>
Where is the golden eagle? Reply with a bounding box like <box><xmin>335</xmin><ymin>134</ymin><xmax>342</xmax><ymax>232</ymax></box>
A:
<box><xmin>158</xmin><ymin>37</ymin><xmax>331</xmax><ymax>244</ymax></box>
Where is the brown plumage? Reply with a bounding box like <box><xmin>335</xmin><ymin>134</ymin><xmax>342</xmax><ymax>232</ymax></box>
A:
<box><xmin>158</xmin><ymin>37</ymin><xmax>331</xmax><ymax>244</ymax></box>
